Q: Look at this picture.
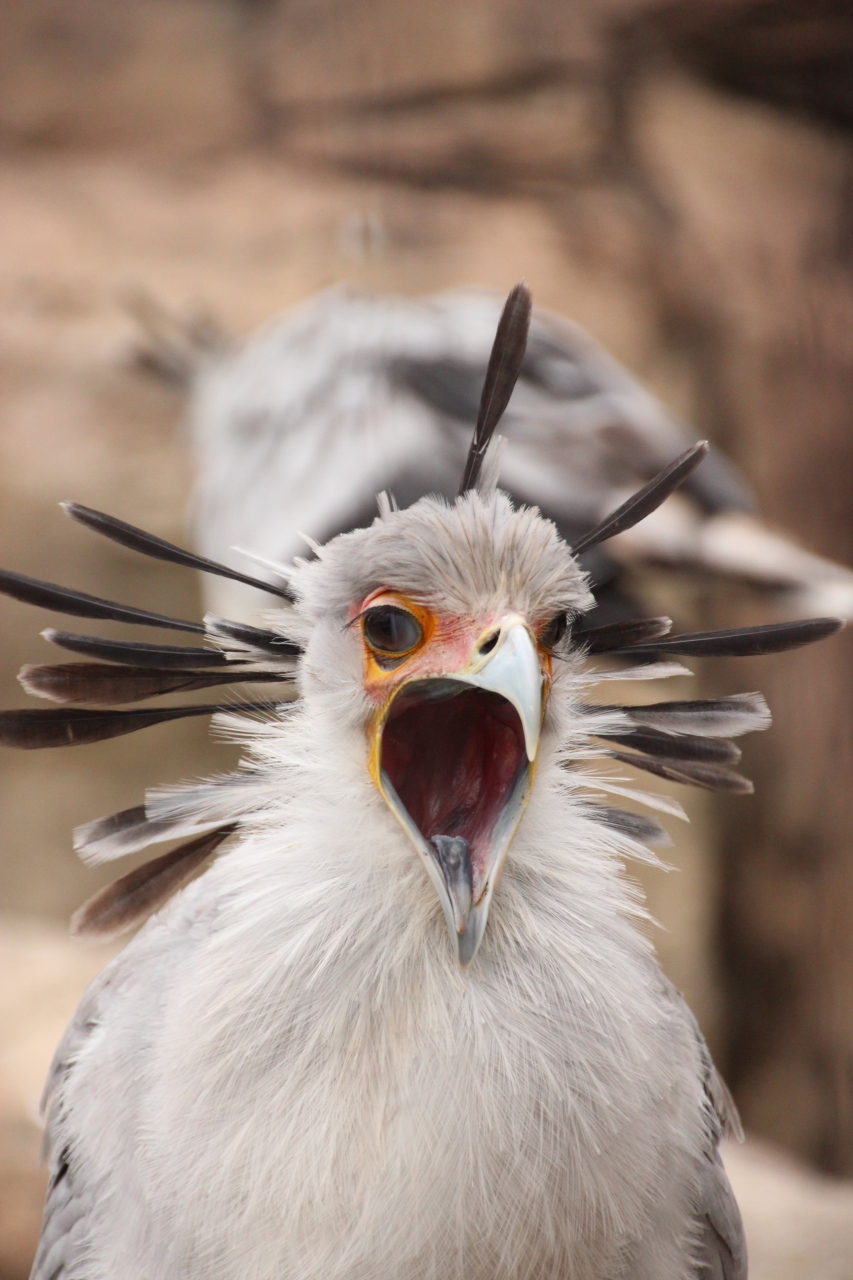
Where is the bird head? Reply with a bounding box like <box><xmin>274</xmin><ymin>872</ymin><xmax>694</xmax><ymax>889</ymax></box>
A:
<box><xmin>296</xmin><ymin>486</ymin><xmax>593</xmax><ymax>966</ymax></box>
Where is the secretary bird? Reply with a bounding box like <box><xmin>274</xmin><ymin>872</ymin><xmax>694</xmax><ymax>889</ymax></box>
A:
<box><xmin>2</xmin><ymin>285</ymin><xmax>843</xmax><ymax>1280</ymax></box>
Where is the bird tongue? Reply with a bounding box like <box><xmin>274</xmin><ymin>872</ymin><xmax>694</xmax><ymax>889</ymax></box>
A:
<box><xmin>431</xmin><ymin>835</ymin><xmax>473</xmax><ymax>934</ymax></box>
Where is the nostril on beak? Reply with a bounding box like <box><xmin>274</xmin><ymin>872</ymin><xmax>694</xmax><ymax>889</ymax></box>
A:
<box><xmin>479</xmin><ymin>632</ymin><xmax>499</xmax><ymax>656</ymax></box>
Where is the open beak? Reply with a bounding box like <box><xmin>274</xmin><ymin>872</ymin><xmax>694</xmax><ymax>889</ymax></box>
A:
<box><xmin>370</xmin><ymin>615</ymin><xmax>545</xmax><ymax>967</ymax></box>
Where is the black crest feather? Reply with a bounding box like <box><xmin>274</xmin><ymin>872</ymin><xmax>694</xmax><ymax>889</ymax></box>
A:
<box><xmin>204</xmin><ymin>617</ymin><xmax>301</xmax><ymax>660</ymax></box>
<box><xmin>572</xmin><ymin>442</ymin><xmax>709</xmax><ymax>555</ymax></box>
<box><xmin>19</xmin><ymin>663</ymin><xmax>294</xmax><ymax>706</ymax></box>
<box><xmin>459</xmin><ymin>283</ymin><xmax>532</xmax><ymax>494</ymax></box>
<box><xmin>42</xmin><ymin>630</ymin><xmax>242</xmax><ymax>669</ymax></box>
<box><xmin>597</xmin><ymin>725</ymin><xmax>740</xmax><ymax>764</ymax></box>
<box><xmin>592</xmin><ymin>806</ymin><xmax>670</xmax><ymax>846</ymax></box>
<box><xmin>606</xmin><ymin>748</ymin><xmax>754</xmax><ymax>794</ymax></box>
<box><xmin>71</xmin><ymin>824</ymin><xmax>237</xmax><ymax>938</ymax></box>
<box><xmin>577</xmin><ymin>617</ymin><xmax>672</xmax><ymax>654</ymax></box>
<box><xmin>63</xmin><ymin>503</ymin><xmax>294</xmax><ymax>602</ymax></box>
<box><xmin>0</xmin><ymin>701</ymin><xmax>287</xmax><ymax>749</ymax></box>
<box><xmin>619</xmin><ymin>617</ymin><xmax>843</xmax><ymax>658</ymax></box>
<box><xmin>607</xmin><ymin>694</ymin><xmax>771</xmax><ymax>738</ymax></box>
<box><xmin>0</xmin><ymin>567</ymin><xmax>204</xmax><ymax>634</ymax></box>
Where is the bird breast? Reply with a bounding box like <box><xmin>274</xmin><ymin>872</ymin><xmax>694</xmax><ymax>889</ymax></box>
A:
<box><xmin>86</xmin><ymin>781</ymin><xmax>708</xmax><ymax>1280</ymax></box>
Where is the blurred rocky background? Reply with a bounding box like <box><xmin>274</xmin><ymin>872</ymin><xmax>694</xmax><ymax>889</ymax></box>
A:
<box><xmin>2</xmin><ymin>0</ymin><xmax>853</xmax><ymax>1275</ymax></box>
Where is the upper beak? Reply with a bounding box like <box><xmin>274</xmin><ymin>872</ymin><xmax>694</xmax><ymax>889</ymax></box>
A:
<box><xmin>372</xmin><ymin>614</ymin><xmax>545</xmax><ymax>968</ymax></box>
<box><xmin>458</xmin><ymin>615</ymin><xmax>543</xmax><ymax>763</ymax></box>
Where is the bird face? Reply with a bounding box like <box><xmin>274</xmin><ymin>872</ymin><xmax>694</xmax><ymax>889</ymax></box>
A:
<box><xmin>355</xmin><ymin>587</ymin><xmax>557</xmax><ymax>967</ymax></box>
<box><xmin>297</xmin><ymin>491</ymin><xmax>593</xmax><ymax>968</ymax></box>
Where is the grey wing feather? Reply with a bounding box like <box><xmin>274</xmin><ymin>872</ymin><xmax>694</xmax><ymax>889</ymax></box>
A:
<box><xmin>694</xmin><ymin>1147</ymin><xmax>748</xmax><ymax>1280</ymax></box>
<box><xmin>662</xmin><ymin>978</ymin><xmax>747</xmax><ymax>1280</ymax></box>
<box><xmin>30</xmin><ymin>1152</ymin><xmax>89</xmax><ymax>1280</ymax></box>
<box><xmin>29</xmin><ymin>976</ymin><xmax>108</xmax><ymax>1280</ymax></box>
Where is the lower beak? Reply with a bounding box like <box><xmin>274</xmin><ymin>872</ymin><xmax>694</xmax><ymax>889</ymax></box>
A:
<box><xmin>372</xmin><ymin>617</ymin><xmax>545</xmax><ymax>967</ymax></box>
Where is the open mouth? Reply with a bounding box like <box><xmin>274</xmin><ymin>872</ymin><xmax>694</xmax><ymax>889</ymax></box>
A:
<box><xmin>378</xmin><ymin>678</ymin><xmax>533</xmax><ymax>964</ymax></box>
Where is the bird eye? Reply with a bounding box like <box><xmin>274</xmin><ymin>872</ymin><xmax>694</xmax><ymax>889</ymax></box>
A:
<box><xmin>539</xmin><ymin>612</ymin><xmax>569</xmax><ymax>651</ymax></box>
<box><xmin>362</xmin><ymin>606</ymin><xmax>423</xmax><ymax>655</ymax></box>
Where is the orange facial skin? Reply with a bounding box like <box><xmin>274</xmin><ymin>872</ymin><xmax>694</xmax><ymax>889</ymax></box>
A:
<box><xmin>352</xmin><ymin>588</ymin><xmax>555</xmax><ymax>787</ymax></box>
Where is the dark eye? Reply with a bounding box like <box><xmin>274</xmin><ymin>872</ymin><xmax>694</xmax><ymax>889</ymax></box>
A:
<box><xmin>539</xmin><ymin>613</ymin><xmax>569</xmax><ymax>651</ymax></box>
<box><xmin>362</xmin><ymin>606</ymin><xmax>423</xmax><ymax>655</ymax></box>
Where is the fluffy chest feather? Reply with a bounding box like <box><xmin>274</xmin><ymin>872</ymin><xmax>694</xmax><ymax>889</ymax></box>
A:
<box><xmin>81</xmin><ymin>776</ymin><xmax>705</xmax><ymax>1280</ymax></box>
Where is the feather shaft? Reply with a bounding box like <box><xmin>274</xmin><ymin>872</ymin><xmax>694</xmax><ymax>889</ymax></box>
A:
<box><xmin>571</xmin><ymin>773</ymin><xmax>689</xmax><ymax>819</ymax></box>
<box><xmin>589</xmin><ymin>661</ymin><xmax>694</xmax><ymax>682</ymax></box>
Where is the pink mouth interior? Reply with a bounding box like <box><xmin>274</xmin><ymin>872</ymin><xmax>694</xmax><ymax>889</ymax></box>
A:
<box><xmin>380</xmin><ymin>682</ymin><xmax>528</xmax><ymax>893</ymax></box>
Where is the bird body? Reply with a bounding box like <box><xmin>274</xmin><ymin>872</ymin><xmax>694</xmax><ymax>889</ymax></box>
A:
<box><xmin>35</xmin><ymin>492</ymin><xmax>734</xmax><ymax>1280</ymax></box>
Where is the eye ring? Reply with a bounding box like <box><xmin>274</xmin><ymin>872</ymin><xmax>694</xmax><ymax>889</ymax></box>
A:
<box><xmin>539</xmin><ymin>612</ymin><xmax>569</xmax><ymax>652</ymax></box>
<box><xmin>362</xmin><ymin>605</ymin><xmax>424</xmax><ymax>656</ymax></box>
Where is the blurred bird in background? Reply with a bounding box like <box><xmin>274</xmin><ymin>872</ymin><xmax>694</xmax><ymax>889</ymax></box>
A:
<box><xmin>129</xmin><ymin>285</ymin><xmax>853</xmax><ymax>627</ymax></box>
<box><xmin>0</xmin><ymin>285</ymin><xmax>844</xmax><ymax>1279</ymax></box>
